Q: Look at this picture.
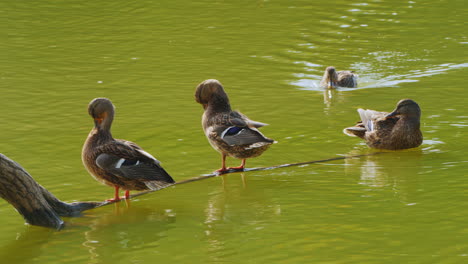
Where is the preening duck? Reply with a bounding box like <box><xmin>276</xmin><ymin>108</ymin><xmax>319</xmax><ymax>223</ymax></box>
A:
<box><xmin>343</xmin><ymin>99</ymin><xmax>423</xmax><ymax>150</ymax></box>
<box><xmin>82</xmin><ymin>98</ymin><xmax>175</xmax><ymax>201</ymax></box>
<box><xmin>195</xmin><ymin>79</ymin><xmax>275</xmax><ymax>174</ymax></box>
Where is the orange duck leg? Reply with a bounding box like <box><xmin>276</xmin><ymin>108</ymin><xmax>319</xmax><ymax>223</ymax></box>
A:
<box><xmin>227</xmin><ymin>159</ymin><xmax>246</xmax><ymax>171</ymax></box>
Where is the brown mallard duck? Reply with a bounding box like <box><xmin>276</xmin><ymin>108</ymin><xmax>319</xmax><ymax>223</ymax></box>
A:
<box><xmin>343</xmin><ymin>99</ymin><xmax>423</xmax><ymax>150</ymax></box>
<box><xmin>320</xmin><ymin>66</ymin><xmax>358</xmax><ymax>89</ymax></box>
<box><xmin>195</xmin><ymin>79</ymin><xmax>275</xmax><ymax>174</ymax></box>
<box><xmin>82</xmin><ymin>98</ymin><xmax>175</xmax><ymax>201</ymax></box>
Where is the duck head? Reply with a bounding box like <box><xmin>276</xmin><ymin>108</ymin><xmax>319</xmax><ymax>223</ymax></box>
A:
<box><xmin>386</xmin><ymin>99</ymin><xmax>421</xmax><ymax>120</ymax></box>
<box><xmin>195</xmin><ymin>79</ymin><xmax>231</xmax><ymax>111</ymax></box>
<box><xmin>88</xmin><ymin>98</ymin><xmax>115</xmax><ymax>130</ymax></box>
<box><xmin>323</xmin><ymin>66</ymin><xmax>338</xmax><ymax>88</ymax></box>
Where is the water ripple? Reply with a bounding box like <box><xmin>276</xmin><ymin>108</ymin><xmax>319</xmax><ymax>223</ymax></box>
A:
<box><xmin>293</xmin><ymin>62</ymin><xmax>468</xmax><ymax>91</ymax></box>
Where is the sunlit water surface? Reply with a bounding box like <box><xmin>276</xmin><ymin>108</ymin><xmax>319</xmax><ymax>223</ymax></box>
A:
<box><xmin>0</xmin><ymin>0</ymin><xmax>467</xmax><ymax>263</ymax></box>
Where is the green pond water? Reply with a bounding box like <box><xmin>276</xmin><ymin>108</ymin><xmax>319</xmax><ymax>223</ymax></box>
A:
<box><xmin>1</xmin><ymin>0</ymin><xmax>467</xmax><ymax>263</ymax></box>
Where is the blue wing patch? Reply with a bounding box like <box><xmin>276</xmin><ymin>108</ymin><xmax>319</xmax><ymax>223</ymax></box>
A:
<box><xmin>122</xmin><ymin>159</ymin><xmax>140</xmax><ymax>166</ymax></box>
<box><xmin>226</xmin><ymin>126</ymin><xmax>242</xmax><ymax>135</ymax></box>
<box><xmin>221</xmin><ymin>126</ymin><xmax>243</xmax><ymax>139</ymax></box>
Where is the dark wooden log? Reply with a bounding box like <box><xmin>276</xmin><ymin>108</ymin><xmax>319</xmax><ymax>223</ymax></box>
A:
<box><xmin>0</xmin><ymin>154</ymin><xmax>101</xmax><ymax>230</ymax></box>
<box><xmin>0</xmin><ymin>152</ymin><xmax>384</xmax><ymax>229</ymax></box>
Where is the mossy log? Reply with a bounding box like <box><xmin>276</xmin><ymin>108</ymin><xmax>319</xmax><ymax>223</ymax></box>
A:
<box><xmin>0</xmin><ymin>154</ymin><xmax>101</xmax><ymax>230</ymax></box>
<box><xmin>0</xmin><ymin>152</ymin><xmax>382</xmax><ymax>230</ymax></box>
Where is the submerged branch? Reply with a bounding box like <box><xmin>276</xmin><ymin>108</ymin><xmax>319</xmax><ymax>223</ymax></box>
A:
<box><xmin>0</xmin><ymin>151</ymin><xmax>383</xmax><ymax>229</ymax></box>
<box><xmin>0</xmin><ymin>154</ymin><xmax>102</xmax><ymax>230</ymax></box>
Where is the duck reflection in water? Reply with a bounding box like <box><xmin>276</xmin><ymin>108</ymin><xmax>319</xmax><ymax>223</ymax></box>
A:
<box><xmin>83</xmin><ymin>202</ymin><xmax>176</xmax><ymax>263</ymax></box>
<box><xmin>204</xmin><ymin>172</ymin><xmax>281</xmax><ymax>260</ymax></box>
<box><xmin>322</xmin><ymin>88</ymin><xmax>349</xmax><ymax>116</ymax></box>
<box><xmin>344</xmin><ymin>150</ymin><xmax>422</xmax><ymax>204</ymax></box>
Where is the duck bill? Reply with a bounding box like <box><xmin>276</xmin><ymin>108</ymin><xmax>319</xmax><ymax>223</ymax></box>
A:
<box><xmin>327</xmin><ymin>81</ymin><xmax>334</xmax><ymax>89</ymax></box>
<box><xmin>94</xmin><ymin>118</ymin><xmax>103</xmax><ymax>127</ymax></box>
<box><xmin>385</xmin><ymin>111</ymin><xmax>398</xmax><ymax>119</ymax></box>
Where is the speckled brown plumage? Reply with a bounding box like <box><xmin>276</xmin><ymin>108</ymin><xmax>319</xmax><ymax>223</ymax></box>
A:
<box><xmin>195</xmin><ymin>79</ymin><xmax>274</xmax><ymax>173</ymax></box>
<box><xmin>320</xmin><ymin>66</ymin><xmax>358</xmax><ymax>88</ymax></box>
<box><xmin>344</xmin><ymin>99</ymin><xmax>423</xmax><ymax>150</ymax></box>
<box><xmin>82</xmin><ymin>98</ymin><xmax>174</xmax><ymax>201</ymax></box>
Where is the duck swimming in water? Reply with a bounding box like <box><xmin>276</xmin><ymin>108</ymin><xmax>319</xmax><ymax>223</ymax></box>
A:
<box><xmin>320</xmin><ymin>66</ymin><xmax>358</xmax><ymax>89</ymax></box>
<box><xmin>82</xmin><ymin>98</ymin><xmax>175</xmax><ymax>201</ymax></box>
<box><xmin>343</xmin><ymin>99</ymin><xmax>423</xmax><ymax>150</ymax></box>
<box><xmin>195</xmin><ymin>79</ymin><xmax>275</xmax><ymax>174</ymax></box>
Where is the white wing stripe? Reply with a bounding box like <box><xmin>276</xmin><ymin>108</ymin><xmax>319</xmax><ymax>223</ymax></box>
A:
<box><xmin>220</xmin><ymin>126</ymin><xmax>243</xmax><ymax>139</ymax></box>
<box><xmin>368</xmin><ymin>120</ymin><xmax>374</xmax><ymax>131</ymax></box>
<box><xmin>220</xmin><ymin>127</ymin><xmax>231</xmax><ymax>139</ymax></box>
<box><xmin>115</xmin><ymin>158</ymin><xmax>125</xmax><ymax>168</ymax></box>
<box><xmin>137</xmin><ymin>149</ymin><xmax>160</xmax><ymax>164</ymax></box>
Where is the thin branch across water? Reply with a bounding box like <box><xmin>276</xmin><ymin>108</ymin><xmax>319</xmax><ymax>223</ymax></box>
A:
<box><xmin>0</xmin><ymin>151</ymin><xmax>384</xmax><ymax>229</ymax></box>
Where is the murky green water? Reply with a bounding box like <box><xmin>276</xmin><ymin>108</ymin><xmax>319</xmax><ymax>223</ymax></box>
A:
<box><xmin>1</xmin><ymin>0</ymin><xmax>467</xmax><ymax>263</ymax></box>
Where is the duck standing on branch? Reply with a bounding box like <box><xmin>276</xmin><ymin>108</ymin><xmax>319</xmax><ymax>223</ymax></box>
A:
<box><xmin>195</xmin><ymin>79</ymin><xmax>275</xmax><ymax>174</ymax></box>
<box><xmin>343</xmin><ymin>99</ymin><xmax>423</xmax><ymax>150</ymax></box>
<box><xmin>320</xmin><ymin>66</ymin><xmax>358</xmax><ymax>89</ymax></box>
<box><xmin>82</xmin><ymin>98</ymin><xmax>175</xmax><ymax>201</ymax></box>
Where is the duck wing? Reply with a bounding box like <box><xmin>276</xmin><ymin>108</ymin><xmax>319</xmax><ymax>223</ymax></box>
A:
<box><xmin>343</xmin><ymin>109</ymin><xmax>385</xmax><ymax>138</ymax></box>
<box><xmin>210</xmin><ymin>111</ymin><xmax>273</xmax><ymax>146</ymax></box>
<box><xmin>231</xmin><ymin>111</ymin><xmax>268</xmax><ymax>128</ymax></box>
<box><xmin>343</xmin><ymin>122</ymin><xmax>367</xmax><ymax>138</ymax></box>
<box><xmin>95</xmin><ymin>141</ymin><xmax>175</xmax><ymax>189</ymax></box>
<box><xmin>357</xmin><ymin>109</ymin><xmax>387</xmax><ymax>131</ymax></box>
<box><xmin>220</xmin><ymin>126</ymin><xmax>272</xmax><ymax>146</ymax></box>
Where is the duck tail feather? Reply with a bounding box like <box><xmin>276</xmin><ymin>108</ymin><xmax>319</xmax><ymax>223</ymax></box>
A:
<box><xmin>343</xmin><ymin>126</ymin><xmax>366</xmax><ymax>138</ymax></box>
<box><xmin>144</xmin><ymin>180</ymin><xmax>174</xmax><ymax>191</ymax></box>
